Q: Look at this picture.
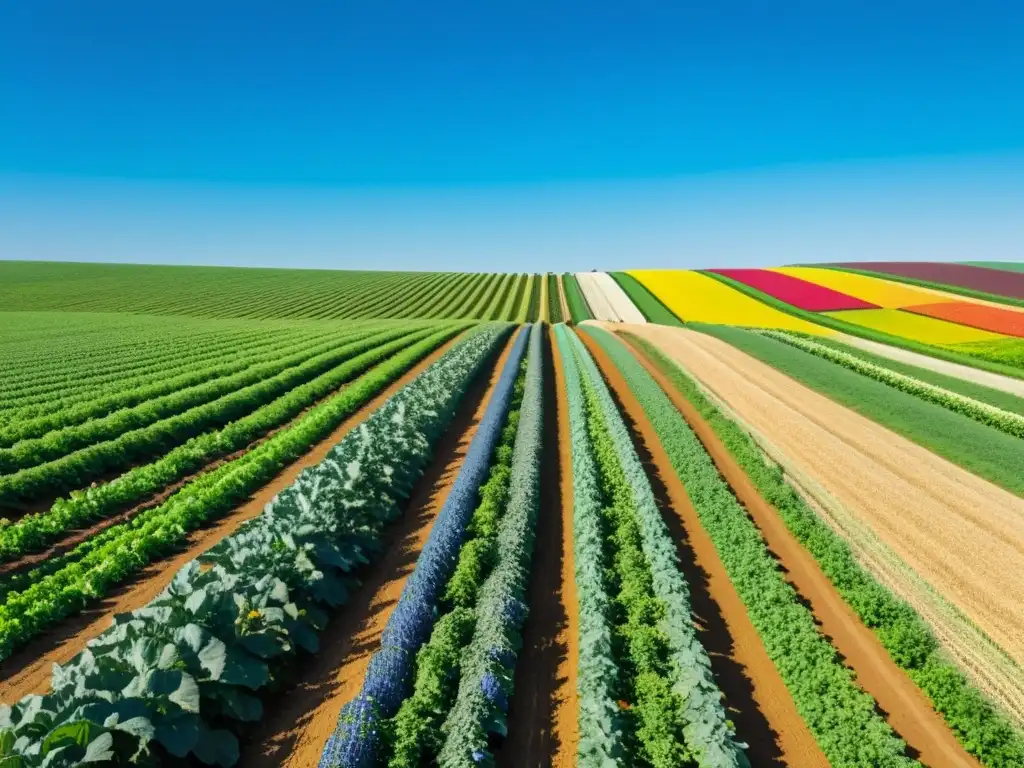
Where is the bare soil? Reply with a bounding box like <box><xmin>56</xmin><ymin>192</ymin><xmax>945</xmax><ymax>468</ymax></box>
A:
<box><xmin>556</xmin><ymin>275</ymin><xmax>571</xmax><ymax>323</ymax></box>
<box><xmin>0</xmin><ymin>333</ymin><xmax>468</xmax><ymax>704</ymax></box>
<box><xmin>237</xmin><ymin>330</ymin><xmax>519</xmax><ymax>768</ymax></box>
<box><xmin>605</xmin><ymin>325</ymin><xmax>985</xmax><ymax>768</ymax></box>
<box><xmin>497</xmin><ymin>325</ymin><xmax>578</xmax><ymax>767</ymax></box>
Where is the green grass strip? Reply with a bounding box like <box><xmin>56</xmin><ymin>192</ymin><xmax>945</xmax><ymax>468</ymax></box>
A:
<box><xmin>622</xmin><ymin>331</ymin><xmax>1024</xmax><ymax>768</ymax></box>
<box><xmin>581</xmin><ymin>325</ymin><xmax>917</xmax><ymax>767</ymax></box>
<box><xmin>563</xmin><ymin>273</ymin><xmax>593</xmax><ymax>323</ymax></box>
<box><xmin>609</xmin><ymin>272</ymin><xmax>684</xmax><ymax>326</ymax></box>
<box><xmin>759</xmin><ymin>330</ymin><xmax>1024</xmax><ymax>438</ymax></box>
<box><xmin>547</xmin><ymin>273</ymin><xmax>565</xmax><ymax>323</ymax></box>
<box><xmin>692</xmin><ymin>323</ymin><xmax>1024</xmax><ymax>496</ymax></box>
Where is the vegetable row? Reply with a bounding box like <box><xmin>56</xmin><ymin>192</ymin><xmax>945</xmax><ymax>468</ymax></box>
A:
<box><xmin>0</xmin><ymin>323</ymin><xmax>510</xmax><ymax>767</ymax></box>
<box><xmin>557</xmin><ymin>325</ymin><xmax>746</xmax><ymax>768</ymax></box>
<box><xmin>580</xmin><ymin>325</ymin><xmax>919</xmax><ymax>767</ymax></box>
<box><xmin>0</xmin><ymin>325</ymin><xmax>475</xmax><ymax>660</ymax></box>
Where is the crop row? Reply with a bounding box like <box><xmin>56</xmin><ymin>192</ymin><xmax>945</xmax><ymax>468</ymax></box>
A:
<box><xmin>0</xmin><ymin>325</ymin><xmax>307</xmax><ymax>410</ymax></box>
<box><xmin>580</xmin><ymin>325</ymin><xmax>919</xmax><ymax>767</ymax></box>
<box><xmin>608</xmin><ymin>273</ymin><xmax>683</xmax><ymax>326</ymax></box>
<box><xmin>0</xmin><ymin>327</ymin><xmax>381</xmax><ymax>456</ymax></box>
<box><xmin>435</xmin><ymin>324</ymin><xmax>543</xmax><ymax>766</ymax></box>
<box><xmin>1</xmin><ymin>326</ymin><xmax>347</xmax><ymax>432</ymax></box>
<box><xmin>0</xmin><ymin>324</ymin><xmax>478</xmax><ymax>660</ymax></box>
<box><xmin>0</xmin><ymin>327</ymin><xmax>424</xmax><ymax>505</ymax></box>
<box><xmin>0</xmin><ymin>324</ymin><xmax>510</xmax><ymax>767</ymax></box>
<box><xmin>322</xmin><ymin>325</ymin><xmax>530</xmax><ymax>766</ymax></box>
<box><xmin>376</xmin><ymin>355</ymin><xmax>529</xmax><ymax>768</ymax></box>
<box><xmin>0</xmin><ymin>326</ymin><xmax>450</xmax><ymax>563</ymax></box>
<box><xmin>624</xmin><ymin>332</ymin><xmax>1024</xmax><ymax>768</ymax></box>
<box><xmin>759</xmin><ymin>330</ymin><xmax>1024</xmax><ymax>438</ymax></box>
<box><xmin>546</xmin><ymin>273</ymin><xmax>564</xmax><ymax>323</ymax></box>
<box><xmin>562</xmin><ymin>273</ymin><xmax>592</xmax><ymax>323</ymax></box>
<box><xmin>561</xmin><ymin>326</ymin><xmax>746</xmax><ymax>768</ymax></box>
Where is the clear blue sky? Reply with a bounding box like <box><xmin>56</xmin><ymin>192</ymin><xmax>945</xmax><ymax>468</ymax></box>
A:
<box><xmin>1</xmin><ymin>1</ymin><xmax>1022</xmax><ymax>270</ymax></box>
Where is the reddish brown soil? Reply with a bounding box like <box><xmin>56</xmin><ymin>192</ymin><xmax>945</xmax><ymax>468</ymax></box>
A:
<box><xmin>608</xmin><ymin>330</ymin><xmax>983</xmax><ymax>768</ymax></box>
<box><xmin>578</xmin><ymin>331</ymin><xmax>828</xmax><ymax>767</ymax></box>
<box><xmin>497</xmin><ymin>326</ymin><xmax>579</xmax><ymax>767</ymax></box>
<box><xmin>0</xmin><ymin>333</ymin><xmax>468</xmax><ymax>704</ymax></box>
<box><xmin>237</xmin><ymin>330</ymin><xmax>520</xmax><ymax>768</ymax></box>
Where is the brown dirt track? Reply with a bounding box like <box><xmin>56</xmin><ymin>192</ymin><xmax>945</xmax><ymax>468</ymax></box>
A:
<box><xmin>578</xmin><ymin>331</ymin><xmax>827</xmax><ymax>767</ymax></box>
<box><xmin>238</xmin><ymin>329</ymin><xmax>520</xmax><ymax>767</ymax></box>
<box><xmin>600</xmin><ymin>323</ymin><xmax>989</xmax><ymax>767</ymax></box>
<box><xmin>0</xmin><ymin>332</ymin><xmax>469</xmax><ymax>704</ymax></box>
<box><xmin>556</xmin><ymin>275</ymin><xmax>571</xmax><ymax>322</ymax></box>
<box><xmin>619</xmin><ymin>323</ymin><xmax>1024</xmax><ymax>672</ymax></box>
<box><xmin>497</xmin><ymin>325</ymin><xmax>578</xmax><ymax>767</ymax></box>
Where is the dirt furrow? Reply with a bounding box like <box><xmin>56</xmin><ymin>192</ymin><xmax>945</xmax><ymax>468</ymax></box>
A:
<box><xmin>577</xmin><ymin>330</ymin><xmax>827</xmax><ymax>767</ymax></box>
<box><xmin>0</xmin><ymin>333</ymin><xmax>469</xmax><ymax>704</ymax></box>
<box><xmin>599</xmin><ymin>327</ymin><xmax>982</xmax><ymax>768</ymax></box>
<box><xmin>556</xmin><ymin>274</ymin><xmax>571</xmax><ymax>322</ymax></box>
<box><xmin>498</xmin><ymin>325</ymin><xmax>578</xmax><ymax>767</ymax></box>
<box><xmin>238</xmin><ymin>330</ymin><xmax>519</xmax><ymax>768</ymax></box>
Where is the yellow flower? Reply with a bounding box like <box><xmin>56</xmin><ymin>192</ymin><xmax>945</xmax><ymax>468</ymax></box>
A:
<box><xmin>247</xmin><ymin>609</ymin><xmax>261</xmax><ymax>620</ymax></box>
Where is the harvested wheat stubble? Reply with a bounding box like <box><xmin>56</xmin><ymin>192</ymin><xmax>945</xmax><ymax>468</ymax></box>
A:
<box><xmin>497</xmin><ymin>326</ymin><xmax>578</xmax><ymax>767</ymax></box>
<box><xmin>621</xmin><ymin>323</ymin><xmax>1024</xmax><ymax>673</ymax></box>
<box><xmin>589</xmin><ymin>327</ymin><xmax>983</xmax><ymax>768</ymax></box>
<box><xmin>238</xmin><ymin>330</ymin><xmax>520</xmax><ymax>768</ymax></box>
<box><xmin>683</xmin><ymin>373</ymin><xmax>1024</xmax><ymax>729</ymax></box>
<box><xmin>0</xmin><ymin>333</ymin><xmax>469</xmax><ymax>705</ymax></box>
<box><xmin>576</xmin><ymin>332</ymin><xmax>828</xmax><ymax>768</ymax></box>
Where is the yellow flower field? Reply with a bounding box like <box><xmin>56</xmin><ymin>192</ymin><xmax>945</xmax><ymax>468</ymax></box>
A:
<box><xmin>771</xmin><ymin>266</ymin><xmax>940</xmax><ymax>308</ymax></box>
<box><xmin>629</xmin><ymin>269</ymin><xmax>832</xmax><ymax>334</ymax></box>
<box><xmin>825</xmin><ymin>308</ymin><xmax>1006</xmax><ymax>345</ymax></box>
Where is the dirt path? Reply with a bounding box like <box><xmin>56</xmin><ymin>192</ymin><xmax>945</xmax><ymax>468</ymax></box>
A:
<box><xmin>578</xmin><ymin>331</ymin><xmax>827</xmax><ymax>767</ymax></box>
<box><xmin>537</xmin><ymin>275</ymin><xmax>550</xmax><ymax>323</ymax></box>
<box><xmin>622</xmin><ymin>323</ymin><xmax>1024</xmax><ymax>672</ymax></box>
<box><xmin>237</xmin><ymin>330</ymin><xmax>519</xmax><ymax>768</ymax></box>
<box><xmin>0</xmin><ymin>333</ymin><xmax>470</xmax><ymax>704</ymax></box>
<box><xmin>836</xmin><ymin>332</ymin><xmax>1024</xmax><ymax>397</ymax></box>
<box><xmin>598</xmin><ymin>327</ymin><xmax>984</xmax><ymax>768</ymax></box>
<box><xmin>556</xmin><ymin>274</ymin><xmax>571</xmax><ymax>322</ymax></box>
<box><xmin>498</xmin><ymin>326</ymin><xmax>578</xmax><ymax>767</ymax></box>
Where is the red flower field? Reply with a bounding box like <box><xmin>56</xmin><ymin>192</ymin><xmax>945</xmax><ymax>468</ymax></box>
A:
<box><xmin>708</xmin><ymin>268</ymin><xmax>878</xmax><ymax>311</ymax></box>
<box><xmin>836</xmin><ymin>262</ymin><xmax>1024</xmax><ymax>300</ymax></box>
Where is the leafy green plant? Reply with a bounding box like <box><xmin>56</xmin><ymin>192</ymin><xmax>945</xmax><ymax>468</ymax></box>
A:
<box><xmin>582</xmin><ymin>325</ymin><xmax>919</xmax><ymax>767</ymax></box>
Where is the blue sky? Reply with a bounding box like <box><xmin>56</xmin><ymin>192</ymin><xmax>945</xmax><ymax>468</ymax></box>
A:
<box><xmin>1</xmin><ymin>1</ymin><xmax>1022</xmax><ymax>270</ymax></box>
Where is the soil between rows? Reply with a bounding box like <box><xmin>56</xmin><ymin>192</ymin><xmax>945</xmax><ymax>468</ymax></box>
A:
<box><xmin>0</xmin><ymin>331</ymin><xmax>469</xmax><ymax>704</ymax></box>
<box><xmin>577</xmin><ymin>329</ymin><xmax>828</xmax><ymax>768</ymax></box>
<box><xmin>497</xmin><ymin>325</ymin><xmax>578</xmax><ymax>767</ymax></box>
<box><xmin>604</xmin><ymin>327</ymin><xmax>982</xmax><ymax>768</ymax></box>
<box><xmin>237</xmin><ymin>328</ymin><xmax>520</xmax><ymax>768</ymax></box>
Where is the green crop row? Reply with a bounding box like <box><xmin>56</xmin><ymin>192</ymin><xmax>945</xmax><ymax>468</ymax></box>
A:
<box><xmin>580</xmin><ymin>325</ymin><xmax>919</xmax><ymax>767</ymax></box>
<box><xmin>0</xmin><ymin>327</ymin><xmax>449</xmax><ymax>564</ymax></box>
<box><xmin>0</xmin><ymin>324</ymin><xmax>477</xmax><ymax>661</ymax></box>
<box><xmin>547</xmin><ymin>274</ymin><xmax>565</xmax><ymax>323</ymax></box>
<box><xmin>0</xmin><ymin>327</ymin><xmax>425</xmax><ymax>506</ymax></box>
<box><xmin>0</xmin><ymin>327</ymin><xmax>346</xmax><ymax>436</ymax></box>
<box><xmin>563</xmin><ymin>273</ymin><xmax>593</xmax><ymax>323</ymax></box>
<box><xmin>0</xmin><ymin>324</ymin><xmax>509</xmax><ymax>767</ymax></box>
<box><xmin>623</xmin><ymin>331</ymin><xmax>1024</xmax><ymax>768</ymax></box>
<box><xmin>564</xmin><ymin>327</ymin><xmax>747</xmax><ymax>768</ymax></box>
<box><xmin>760</xmin><ymin>330</ymin><xmax>1024</xmax><ymax>438</ymax></box>
<box><xmin>0</xmin><ymin>328</ymin><xmax>382</xmax><ymax>463</ymax></box>
<box><xmin>437</xmin><ymin>325</ymin><xmax>545</xmax><ymax>766</ymax></box>
<box><xmin>382</xmin><ymin>353</ymin><xmax>528</xmax><ymax>767</ymax></box>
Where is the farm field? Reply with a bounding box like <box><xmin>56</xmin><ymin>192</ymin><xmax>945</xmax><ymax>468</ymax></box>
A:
<box><xmin>0</xmin><ymin>260</ymin><xmax>1023</xmax><ymax>768</ymax></box>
